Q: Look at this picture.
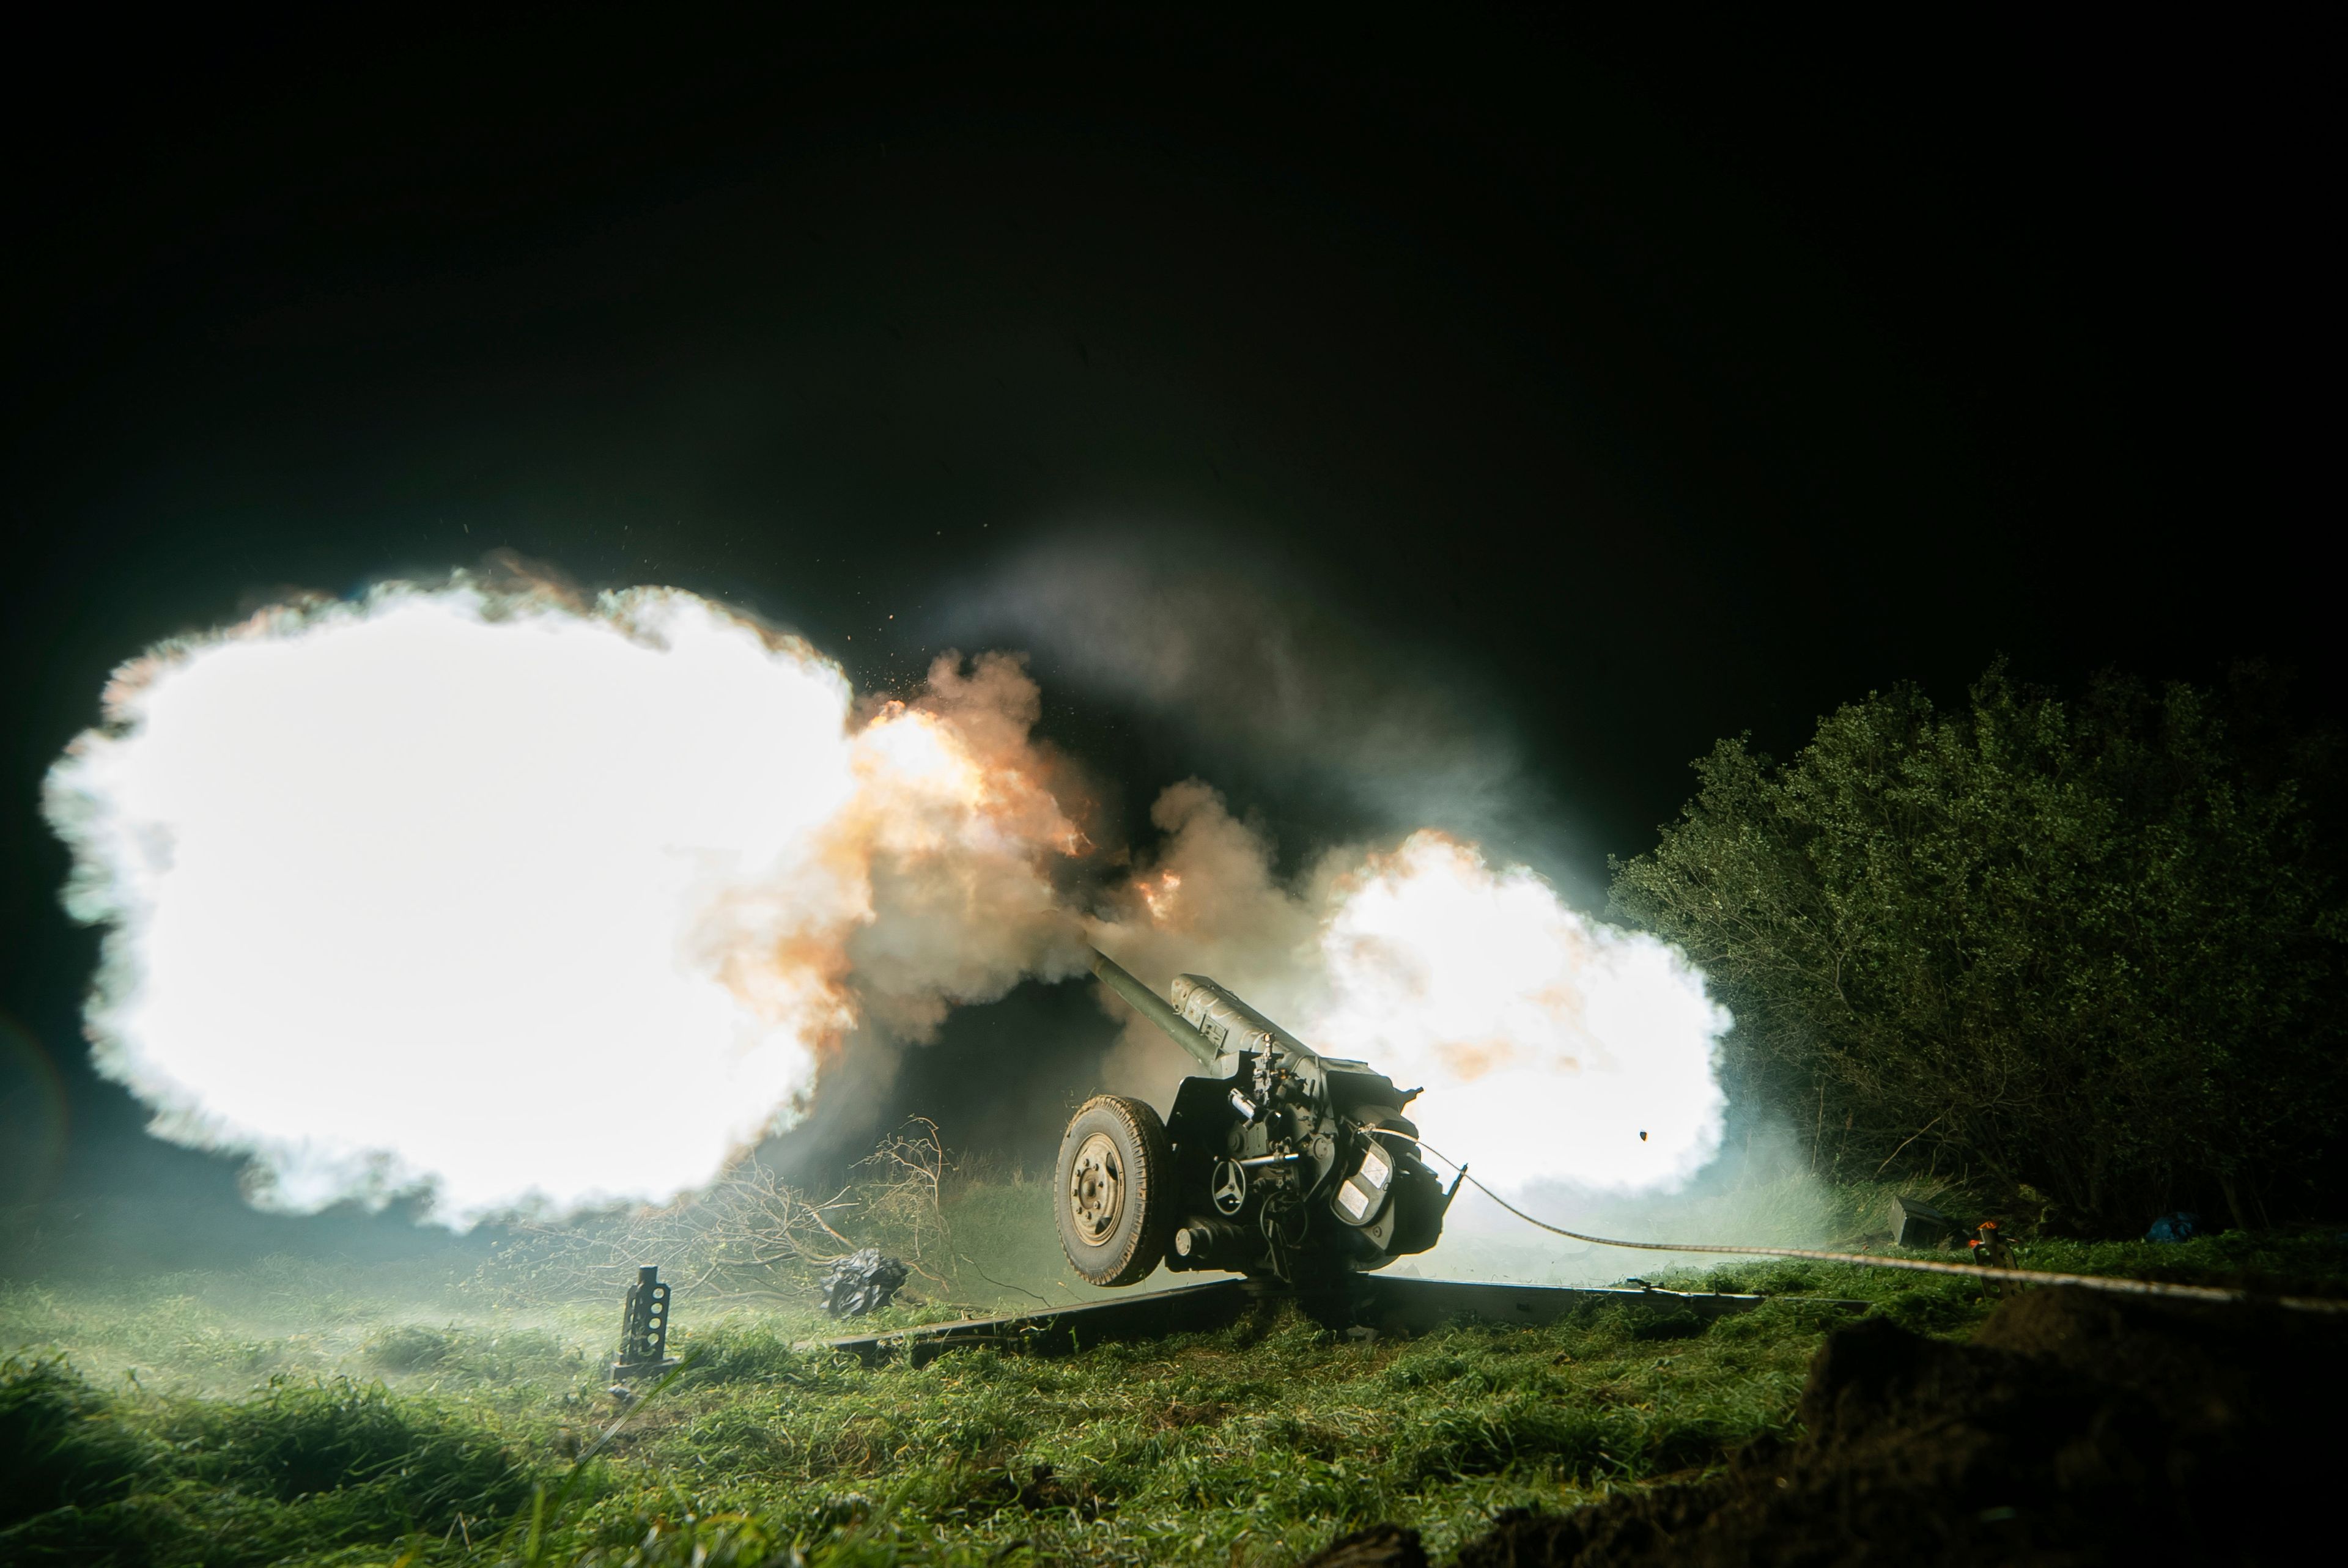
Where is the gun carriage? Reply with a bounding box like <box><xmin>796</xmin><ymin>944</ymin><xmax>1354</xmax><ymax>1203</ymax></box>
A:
<box><xmin>1057</xmin><ymin>948</ymin><xmax>1461</xmax><ymax>1292</ymax></box>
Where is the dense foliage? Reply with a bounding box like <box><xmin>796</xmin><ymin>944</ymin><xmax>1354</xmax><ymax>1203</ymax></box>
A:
<box><xmin>1610</xmin><ymin>662</ymin><xmax>2348</xmax><ymax>1232</ymax></box>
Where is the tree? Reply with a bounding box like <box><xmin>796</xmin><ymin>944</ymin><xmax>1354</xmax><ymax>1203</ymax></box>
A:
<box><xmin>1609</xmin><ymin>663</ymin><xmax>2347</xmax><ymax>1233</ymax></box>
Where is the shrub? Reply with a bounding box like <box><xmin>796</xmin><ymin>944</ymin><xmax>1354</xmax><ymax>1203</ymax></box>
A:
<box><xmin>1611</xmin><ymin>661</ymin><xmax>2348</xmax><ymax>1232</ymax></box>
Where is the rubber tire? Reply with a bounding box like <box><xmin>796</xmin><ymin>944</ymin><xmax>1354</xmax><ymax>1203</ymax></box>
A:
<box><xmin>1054</xmin><ymin>1094</ymin><xmax>1176</xmax><ymax>1287</ymax></box>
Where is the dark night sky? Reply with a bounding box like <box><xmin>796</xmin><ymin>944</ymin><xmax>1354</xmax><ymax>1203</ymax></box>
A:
<box><xmin>1</xmin><ymin>14</ymin><xmax>2331</xmax><ymax>1257</ymax></box>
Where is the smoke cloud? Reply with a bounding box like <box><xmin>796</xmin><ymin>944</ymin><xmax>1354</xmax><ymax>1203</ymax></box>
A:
<box><xmin>45</xmin><ymin>572</ymin><xmax>1728</xmax><ymax>1228</ymax></box>
<box><xmin>44</xmin><ymin>576</ymin><xmax>1088</xmax><ymax>1223</ymax></box>
<box><xmin>1087</xmin><ymin>789</ymin><xmax>1727</xmax><ymax>1191</ymax></box>
<box><xmin>942</xmin><ymin>532</ymin><xmax>1553</xmax><ymax>860</ymax></box>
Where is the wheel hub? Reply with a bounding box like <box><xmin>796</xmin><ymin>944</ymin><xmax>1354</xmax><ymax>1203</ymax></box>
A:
<box><xmin>1068</xmin><ymin>1132</ymin><xmax>1124</xmax><ymax>1245</ymax></box>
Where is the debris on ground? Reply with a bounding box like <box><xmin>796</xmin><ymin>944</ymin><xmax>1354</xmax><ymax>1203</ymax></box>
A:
<box><xmin>1888</xmin><ymin>1193</ymin><xmax>1957</xmax><ymax>1247</ymax></box>
<box><xmin>817</xmin><ymin>1248</ymin><xmax>909</xmax><ymax>1317</ymax></box>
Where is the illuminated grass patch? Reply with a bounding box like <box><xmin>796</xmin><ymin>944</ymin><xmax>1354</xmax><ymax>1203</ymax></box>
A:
<box><xmin>9</xmin><ymin>1229</ymin><xmax>2338</xmax><ymax>1566</ymax></box>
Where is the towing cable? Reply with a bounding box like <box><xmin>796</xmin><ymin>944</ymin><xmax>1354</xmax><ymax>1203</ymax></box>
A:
<box><xmin>1372</xmin><ymin>1131</ymin><xmax>2348</xmax><ymax>1315</ymax></box>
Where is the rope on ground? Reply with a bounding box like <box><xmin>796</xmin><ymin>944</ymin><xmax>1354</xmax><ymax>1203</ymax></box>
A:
<box><xmin>1387</xmin><ymin>1134</ymin><xmax>2348</xmax><ymax>1315</ymax></box>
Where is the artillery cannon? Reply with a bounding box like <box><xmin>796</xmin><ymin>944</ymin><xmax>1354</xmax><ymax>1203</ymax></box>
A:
<box><xmin>1056</xmin><ymin>948</ymin><xmax>1460</xmax><ymax>1292</ymax></box>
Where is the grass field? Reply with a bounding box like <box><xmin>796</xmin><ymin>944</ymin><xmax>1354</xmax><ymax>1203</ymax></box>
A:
<box><xmin>7</xmin><ymin>1174</ymin><xmax>2344</xmax><ymax>1568</ymax></box>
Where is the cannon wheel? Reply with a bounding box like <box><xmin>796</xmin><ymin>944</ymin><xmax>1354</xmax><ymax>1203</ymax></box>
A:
<box><xmin>1055</xmin><ymin>1095</ymin><xmax>1176</xmax><ymax>1287</ymax></box>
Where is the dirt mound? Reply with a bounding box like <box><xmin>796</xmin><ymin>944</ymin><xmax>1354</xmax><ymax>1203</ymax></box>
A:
<box><xmin>1316</xmin><ymin>1287</ymin><xmax>2344</xmax><ymax>1568</ymax></box>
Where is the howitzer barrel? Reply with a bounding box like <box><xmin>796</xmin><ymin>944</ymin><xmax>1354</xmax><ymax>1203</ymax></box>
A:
<box><xmin>1089</xmin><ymin>947</ymin><xmax>1224</xmax><ymax>1068</ymax></box>
<box><xmin>1168</xmin><ymin>974</ymin><xmax>1321</xmax><ymax>1066</ymax></box>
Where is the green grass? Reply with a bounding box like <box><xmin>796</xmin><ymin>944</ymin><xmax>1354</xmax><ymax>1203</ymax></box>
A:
<box><xmin>6</xmin><ymin>1193</ymin><xmax>2344</xmax><ymax>1568</ymax></box>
